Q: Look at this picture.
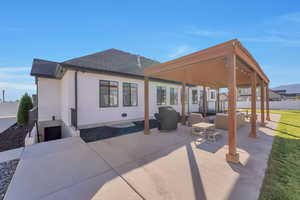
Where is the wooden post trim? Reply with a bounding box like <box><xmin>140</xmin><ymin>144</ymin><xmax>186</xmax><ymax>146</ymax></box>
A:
<box><xmin>181</xmin><ymin>82</ymin><xmax>186</xmax><ymax>124</ymax></box>
<box><xmin>203</xmin><ymin>86</ymin><xmax>207</xmax><ymax>116</ymax></box>
<box><xmin>266</xmin><ymin>84</ymin><xmax>271</xmax><ymax>121</ymax></box>
<box><xmin>217</xmin><ymin>88</ymin><xmax>220</xmax><ymax>113</ymax></box>
<box><xmin>226</xmin><ymin>53</ymin><xmax>239</xmax><ymax>163</ymax></box>
<box><xmin>260</xmin><ymin>80</ymin><xmax>265</xmax><ymax>126</ymax></box>
<box><xmin>249</xmin><ymin>71</ymin><xmax>257</xmax><ymax>138</ymax></box>
<box><xmin>144</xmin><ymin>76</ymin><xmax>150</xmax><ymax>134</ymax></box>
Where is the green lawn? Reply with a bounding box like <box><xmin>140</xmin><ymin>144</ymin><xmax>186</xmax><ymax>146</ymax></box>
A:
<box><xmin>258</xmin><ymin>110</ymin><xmax>300</xmax><ymax>200</ymax></box>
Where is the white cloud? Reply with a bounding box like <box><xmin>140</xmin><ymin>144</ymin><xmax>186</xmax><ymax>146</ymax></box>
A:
<box><xmin>187</xmin><ymin>29</ymin><xmax>230</xmax><ymax>37</ymax></box>
<box><xmin>0</xmin><ymin>73</ymin><xmax>30</xmax><ymax>79</ymax></box>
<box><xmin>241</xmin><ymin>36</ymin><xmax>300</xmax><ymax>46</ymax></box>
<box><xmin>167</xmin><ymin>45</ymin><xmax>195</xmax><ymax>59</ymax></box>
<box><xmin>0</xmin><ymin>67</ymin><xmax>30</xmax><ymax>72</ymax></box>
<box><xmin>0</xmin><ymin>82</ymin><xmax>35</xmax><ymax>91</ymax></box>
<box><xmin>279</xmin><ymin>12</ymin><xmax>300</xmax><ymax>23</ymax></box>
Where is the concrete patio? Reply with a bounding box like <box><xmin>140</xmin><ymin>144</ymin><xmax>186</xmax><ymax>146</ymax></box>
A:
<box><xmin>4</xmin><ymin>114</ymin><xmax>280</xmax><ymax>200</ymax></box>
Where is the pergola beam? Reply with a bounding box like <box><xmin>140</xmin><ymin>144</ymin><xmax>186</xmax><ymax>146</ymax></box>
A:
<box><xmin>235</xmin><ymin>45</ymin><xmax>269</xmax><ymax>84</ymax></box>
<box><xmin>144</xmin><ymin>41</ymin><xmax>235</xmax><ymax>76</ymax></box>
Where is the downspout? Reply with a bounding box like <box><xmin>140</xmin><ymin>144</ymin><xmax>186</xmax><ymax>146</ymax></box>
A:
<box><xmin>75</xmin><ymin>71</ymin><xmax>78</xmax><ymax>129</ymax></box>
<box><xmin>187</xmin><ymin>87</ymin><xmax>190</xmax><ymax>114</ymax></box>
<box><xmin>36</xmin><ymin>77</ymin><xmax>40</xmax><ymax>142</ymax></box>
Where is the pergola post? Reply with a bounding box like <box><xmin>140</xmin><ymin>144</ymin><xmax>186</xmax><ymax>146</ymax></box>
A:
<box><xmin>203</xmin><ymin>86</ymin><xmax>207</xmax><ymax>116</ymax></box>
<box><xmin>216</xmin><ymin>88</ymin><xmax>220</xmax><ymax>112</ymax></box>
<box><xmin>260</xmin><ymin>80</ymin><xmax>265</xmax><ymax>126</ymax></box>
<box><xmin>249</xmin><ymin>71</ymin><xmax>257</xmax><ymax>138</ymax></box>
<box><xmin>181</xmin><ymin>82</ymin><xmax>186</xmax><ymax>124</ymax></box>
<box><xmin>226</xmin><ymin>53</ymin><xmax>239</xmax><ymax>163</ymax></box>
<box><xmin>144</xmin><ymin>76</ymin><xmax>150</xmax><ymax>134</ymax></box>
<box><xmin>266</xmin><ymin>84</ymin><xmax>271</xmax><ymax>121</ymax></box>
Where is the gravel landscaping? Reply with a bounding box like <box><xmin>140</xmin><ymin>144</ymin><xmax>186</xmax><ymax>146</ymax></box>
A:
<box><xmin>0</xmin><ymin>159</ymin><xmax>19</xmax><ymax>200</ymax></box>
<box><xmin>0</xmin><ymin>123</ymin><xmax>33</xmax><ymax>152</ymax></box>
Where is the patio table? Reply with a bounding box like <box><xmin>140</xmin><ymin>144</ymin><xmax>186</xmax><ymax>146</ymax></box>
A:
<box><xmin>191</xmin><ymin>122</ymin><xmax>215</xmax><ymax>136</ymax></box>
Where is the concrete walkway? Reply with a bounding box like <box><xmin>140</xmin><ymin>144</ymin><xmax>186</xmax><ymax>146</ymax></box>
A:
<box><xmin>4</xmin><ymin>114</ymin><xmax>280</xmax><ymax>200</ymax></box>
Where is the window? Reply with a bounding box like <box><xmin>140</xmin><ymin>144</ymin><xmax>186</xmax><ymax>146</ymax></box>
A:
<box><xmin>157</xmin><ymin>86</ymin><xmax>166</xmax><ymax>105</ymax></box>
<box><xmin>210</xmin><ymin>91</ymin><xmax>215</xmax><ymax>99</ymax></box>
<box><xmin>192</xmin><ymin>90</ymin><xmax>198</xmax><ymax>104</ymax></box>
<box><xmin>170</xmin><ymin>88</ymin><xmax>178</xmax><ymax>105</ymax></box>
<box><xmin>99</xmin><ymin>80</ymin><xmax>118</xmax><ymax>107</ymax></box>
<box><xmin>123</xmin><ymin>82</ymin><xmax>138</xmax><ymax>106</ymax></box>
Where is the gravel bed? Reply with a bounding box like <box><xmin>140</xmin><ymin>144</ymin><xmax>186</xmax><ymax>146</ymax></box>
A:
<box><xmin>0</xmin><ymin>123</ymin><xmax>34</xmax><ymax>152</ymax></box>
<box><xmin>0</xmin><ymin>159</ymin><xmax>19</xmax><ymax>200</ymax></box>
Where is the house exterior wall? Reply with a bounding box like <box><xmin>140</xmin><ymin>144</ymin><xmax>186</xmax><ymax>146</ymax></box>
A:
<box><xmin>37</xmin><ymin>70</ymin><xmax>217</xmax><ymax>129</ymax></box>
<box><xmin>76</xmin><ymin>71</ymin><xmax>202</xmax><ymax>127</ymax></box>
<box><xmin>60</xmin><ymin>70</ymin><xmax>75</xmax><ymax>126</ymax></box>
<box><xmin>38</xmin><ymin>77</ymin><xmax>61</xmax><ymax>121</ymax></box>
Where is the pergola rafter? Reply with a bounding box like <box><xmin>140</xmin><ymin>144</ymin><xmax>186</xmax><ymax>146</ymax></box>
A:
<box><xmin>143</xmin><ymin>39</ymin><xmax>270</xmax><ymax>163</ymax></box>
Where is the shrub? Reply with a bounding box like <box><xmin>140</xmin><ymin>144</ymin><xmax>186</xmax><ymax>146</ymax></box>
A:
<box><xmin>17</xmin><ymin>93</ymin><xmax>33</xmax><ymax>125</ymax></box>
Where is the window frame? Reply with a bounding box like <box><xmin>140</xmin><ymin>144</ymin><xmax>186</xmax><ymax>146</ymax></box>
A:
<box><xmin>192</xmin><ymin>89</ymin><xmax>198</xmax><ymax>104</ymax></box>
<box><xmin>99</xmin><ymin>80</ymin><xmax>119</xmax><ymax>108</ymax></box>
<box><xmin>210</xmin><ymin>91</ymin><xmax>215</xmax><ymax>100</ymax></box>
<box><xmin>170</xmin><ymin>87</ymin><xmax>178</xmax><ymax>105</ymax></box>
<box><xmin>123</xmin><ymin>82</ymin><xmax>138</xmax><ymax>107</ymax></box>
<box><xmin>157</xmin><ymin>86</ymin><xmax>167</xmax><ymax>105</ymax></box>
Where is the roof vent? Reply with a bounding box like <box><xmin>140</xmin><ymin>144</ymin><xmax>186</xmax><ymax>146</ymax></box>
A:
<box><xmin>137</xmin><ymin>56</ymin><xmax>142</xmax><ymax>68</ymax></box>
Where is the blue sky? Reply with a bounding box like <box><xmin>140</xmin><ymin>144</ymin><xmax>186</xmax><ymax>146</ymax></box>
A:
<box><xmin>1</xmin><ymin>0</ymin><xmax>300</xmax><ymax>100</ymax></box>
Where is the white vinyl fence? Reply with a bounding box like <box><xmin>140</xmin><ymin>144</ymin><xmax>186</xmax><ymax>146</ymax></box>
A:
<box><xmin>236</xmin><ymin>100</ymin><xmax>300</xmax><ymax>110</ymax></box>
<box><xmin>0</xmin><ymin>102</ymin><xmax>19</xmax><ymax>117</ymax></box>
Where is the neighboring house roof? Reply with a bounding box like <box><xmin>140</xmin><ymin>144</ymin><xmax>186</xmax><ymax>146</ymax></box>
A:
<box><xmin>269</xmin><ymin>90</ymin><xmax>286</xmax><ymax>100</ymax></box>
<box><xmin>30</xmin><ymin>59</ymin><xmax>64</xmax><ymax>79</ymax></box>
<box><xmin>272</xmin><ymin>84</ymin><xmax>300</xmax><ymax>94</ymax></box>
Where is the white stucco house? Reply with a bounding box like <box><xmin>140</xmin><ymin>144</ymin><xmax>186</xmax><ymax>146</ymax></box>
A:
<box><xmin>30</xmin><ymin>49</ymin><xmax>217</xmax><ymax>142</ymax></box>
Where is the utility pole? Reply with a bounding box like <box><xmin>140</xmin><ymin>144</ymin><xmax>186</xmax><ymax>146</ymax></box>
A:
<box><xmin>2</xmin><ymin>90</ymin><xmax>4</xmax><ymax>102</ymax></box>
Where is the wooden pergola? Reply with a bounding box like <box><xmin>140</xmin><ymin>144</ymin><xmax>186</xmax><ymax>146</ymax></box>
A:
<box><xmin>143</xmin><ymin>39</ymin><xmax>270</xmax><ymax>163</ymax></box>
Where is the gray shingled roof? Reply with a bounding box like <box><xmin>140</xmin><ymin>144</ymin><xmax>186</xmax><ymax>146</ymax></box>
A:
<box><xmin>63</xmin><ymin>48</ymin><xmax>160</xmax><ymax>76</ymax></box>
<box><xmin>272</xmin><ymin>84</ymin><xmax>300</xmax><ymax>94</ymax></box>
<box><xmin>31</xmin><ymin>49</ymin><xmax>160</xmax><ymax>78</ymax></box>
<box><xmin>30</xmin><ymin>59</ymin><xmax>63</xmax><ymax>78</ymax></box>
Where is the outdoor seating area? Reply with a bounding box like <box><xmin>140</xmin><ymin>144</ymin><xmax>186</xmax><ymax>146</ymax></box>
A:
<box><xmin>143</xmin><ymin>39</ymin><xmax>271</xmax><ymax>163</ymax></box>
<box><xmin>3</xmin><ymin>114</ymin><xmax>280</xmax><ymax>200</ymax></box>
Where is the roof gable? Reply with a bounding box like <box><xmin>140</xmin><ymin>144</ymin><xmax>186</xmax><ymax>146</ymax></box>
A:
<box><xmin>30</xmin><ymin>59</ymin><xmax>63</xmax><ymax>79</ymax></box>
<box><xmin>63</xmin><ymin>49</ymin><xmax>160</xmax><ymax>76</ymax></box>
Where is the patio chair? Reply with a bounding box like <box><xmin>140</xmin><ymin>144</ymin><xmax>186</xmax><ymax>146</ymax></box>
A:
<box><xmin>188</xmin><ymin>113</ymin><xmax>209</xmax><ymax>126</ymax></box>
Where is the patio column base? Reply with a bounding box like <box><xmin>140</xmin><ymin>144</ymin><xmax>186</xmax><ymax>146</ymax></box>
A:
<box><xmin>248</xmin><ymin>133</ymin><xmax>256</xmax><ymax>138</ymax></box>
<box><xmin>266</xmin><ymin>116</ymin><xmax>271</xmax><ymax>121</ymax></box>
<box><xmin>260</xmin><ymin>122</ymin><xmax>266</xmax><ymax>127</ymax></box>
<box><xmin>143</xmin><ymin>129</ymin><xmax>150</xmax><ymax>135</ymax></box>
<box><xmin>226</xmin><ymin>153</ymin><xmax>240</xmax><ymax>163</ymax></box>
